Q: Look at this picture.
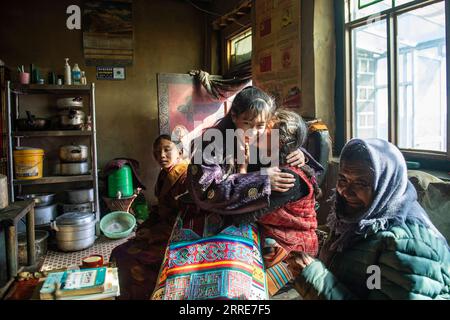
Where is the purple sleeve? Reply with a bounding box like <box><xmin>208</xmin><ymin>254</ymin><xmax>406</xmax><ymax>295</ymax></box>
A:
<box><xmin>187</xmin><ymin>164</ymin><xmax>271</xmax><ymax>215</ymax></box>
<box><xmin>300</xmin><ymin>147</ymin><xmax>324</xmax><ymax>178</ymax></box>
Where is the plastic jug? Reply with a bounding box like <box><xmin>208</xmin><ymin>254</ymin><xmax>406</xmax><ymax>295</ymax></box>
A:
<box><xmin>108</xmin><ymin>165</ymin><xmax>134</xmax><ymax>198</ymax></box>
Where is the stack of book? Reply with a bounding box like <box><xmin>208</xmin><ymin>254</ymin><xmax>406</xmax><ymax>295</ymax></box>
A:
<box><xmin>40</xmin><ymin>267</ymin><xmax>120</xmax><ymax>300</ymax></box>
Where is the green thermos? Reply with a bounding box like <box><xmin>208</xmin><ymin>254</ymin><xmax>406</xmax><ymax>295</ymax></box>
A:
<box><xmin>108</xmin><ymin>165</ymin><xmax>134</xmax><ymax>198</ymax></box>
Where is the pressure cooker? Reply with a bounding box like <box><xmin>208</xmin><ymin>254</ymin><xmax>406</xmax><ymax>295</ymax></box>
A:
<box><xmin>51</xmin><ymin>212</ymin><xmax>96</xmax><ymax>252</ymax></box>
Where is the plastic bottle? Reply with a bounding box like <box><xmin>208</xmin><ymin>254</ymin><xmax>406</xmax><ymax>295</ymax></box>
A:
<box><xmin>72</xmin><ymin>63</ymin><xmax>81</xmax><ymax>85</ymax></box>
<box><xmin>81</xmin><ymin>71</ymin><xmax>87</xmax><ymax>85</ymax></box>
<box><xmin>64</xmin><ymin>58</ymin><xmax>72</xmax><ymax>85</ymax></box>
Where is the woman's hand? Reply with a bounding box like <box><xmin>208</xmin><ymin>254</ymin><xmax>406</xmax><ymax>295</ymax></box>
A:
<box><xmin>266</xmin><ymin>167</ymin><xmax>296</xmax><ymax>192</ymax></box>
<box><xmin>238</xmin><ymin>142</ymin><xmax>249</xmax><ymax>174</ymax></box>
<box><xmin>287</xmin><ymin>252</ymin><xmax>315</xmax><ymax>278</ymax></box>
<box><xmin>286</xmin><ymin>149</ymin><xmax>306</xmax><ymax>168</ymax></box>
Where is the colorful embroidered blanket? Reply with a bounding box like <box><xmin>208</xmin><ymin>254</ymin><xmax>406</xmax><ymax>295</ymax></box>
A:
<box><xmin>151</xmin><ymin>217</ymin><xmax>268</xmax><ymax>300</ymax></box>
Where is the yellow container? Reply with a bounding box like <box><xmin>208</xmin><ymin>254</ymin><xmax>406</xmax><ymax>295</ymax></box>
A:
<box><xmin>13</xmin><ymin>147</ymin><xmax>44</xmax><ymax>180</ymax></box>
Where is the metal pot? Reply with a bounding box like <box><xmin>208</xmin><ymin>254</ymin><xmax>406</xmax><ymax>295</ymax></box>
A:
<box><xmin>51</xmin><ymin>212</ymin><xmax>96</xmax><ymax>252</ymax></box>
<box><xmin>66</xmin><ymin>188</ymin><xmax>94</xmax><ymax>204</ymax></box>
<box><xmin>18</xmin><ymin>230</ymin><xmax>49</xmax><ymax>265</ymax></box>
<box><xmin>34</xmin><ymin>203</ymin><xmax>58</xmax><ymax>226</ymax></box>
<box><xmin>59</xmin><ymin>109</ymin><xmax>85</xmax><ymax>129</ymax></box>
<box><xmin>60</xmin><ymin>162</ymin><xmax>89</xmax><ymax>175</ymax></box>
<box><xmin>59</xmin><ymin>144</ymin><xmax>88</xmax><ymax>163</ymax></box>
<box><xmin>57</xmin><ymin>97</ymin><xmax>83</xmax><ymax>109</ymax></box>
<box><xmin>16</xmin><ymin>193</ymin><xmax>56</xmax><ymax>207</ymax></box>
<box><xmin>16</xmin><ymin>111</ymin><xmax>51</xmax><ymax>131</ymax></box>
<box><xmin>62</xmin><ymin>202</ymin><xmax>93</xmax><ymax>213</ymax></box>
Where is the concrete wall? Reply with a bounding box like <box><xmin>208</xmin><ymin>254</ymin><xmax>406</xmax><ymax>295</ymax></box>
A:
<box><xmin>313</xmin><ymin>0</ymin><xmax>336</xmax><ymax>145</ymax></box>
<box><xmin>302</xmin><ymin>0</ymin><xmax>336</xmax><ymax>144</ymax></box>
<box><xmin>0</xmin><ymin>0</ymin><xmax>205</xmax><ymax>202</ymax></box>
<box><xmin>211</xmin><ymin>0</ymin><xmax>336</xmax><ymax>145</ymax></box>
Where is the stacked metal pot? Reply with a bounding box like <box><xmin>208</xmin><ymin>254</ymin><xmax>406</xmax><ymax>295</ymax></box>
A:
<box><xmin>57</xmin><ymin>97</ymin><xmax>85</xmax><ymax>130</ymax></box>
<box><xmin>56</xmin><ymin>188</ymin><xmax>96</xmax><ymax>251</ymax></box>
<box><xmin>58</xmin><ymin>144</ymin><xmax>90</xmax><ymax>176</ymax></box>
<box><xmin>16</xmin><ymin>193</ymin><xmax>57</xmax><ymax>226</ymax></box>
<box><xmin>51</xmin><ymin>212</ymin><xmax>96</xmax><ymax>252</ymax></box>
<box><xmin>62</xmin><ymin>188</ymin><xmax>94</xmax><ymax>214</ymax></box>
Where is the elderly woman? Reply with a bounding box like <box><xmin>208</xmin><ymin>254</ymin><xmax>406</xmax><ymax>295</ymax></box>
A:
<box><xmin>288</xmin><ymin>139</ymin><xmax>450</xmax><ymax>300</ymax></box>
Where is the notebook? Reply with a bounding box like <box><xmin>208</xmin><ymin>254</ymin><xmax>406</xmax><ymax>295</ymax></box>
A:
<box><xmin>40</xmin><ymin>267</ymin><xmax>107</xmax><ymax>300</ymax></box>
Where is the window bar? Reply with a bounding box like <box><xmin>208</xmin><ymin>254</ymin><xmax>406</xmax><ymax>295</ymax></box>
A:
<box><xmin>446</xmin><ymin>0</ymin><xmax>450</xmax><ymax>157</ymax></box>
<box><xmin>387</xmin><ymin>12</ymin><xmax>398</xmax><ymax>145</ymax></box>
<box><xmin>346</xmin><ymin>23</ymin><xmax>354</xmax><ymax>140</ymax></box>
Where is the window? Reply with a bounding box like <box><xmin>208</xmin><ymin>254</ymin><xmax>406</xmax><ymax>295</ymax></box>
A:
<box><xmin>344</xmin><ymin>0</ymin><xmax>449</xmax><ymax>158</ymax></box>
<box><xmin>227</xmin><ymin>28</ymin><xmax>252</xmax><ymax>71</ymax></box>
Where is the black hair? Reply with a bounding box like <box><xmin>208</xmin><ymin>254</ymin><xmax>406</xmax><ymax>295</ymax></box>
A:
<box><xmin>153</xmin><ymin>134</ymin><xmax>183</xmax><ymax>153</ymax></box>
<box><xmin>213</xmin><ymin>86</ymin><xmax>275</xmax><ymax>135</ymax></box>
<box><xmin>192</xmin><ymin>86</ymin><xmax>275</xmax><ymax>168</ymax></box>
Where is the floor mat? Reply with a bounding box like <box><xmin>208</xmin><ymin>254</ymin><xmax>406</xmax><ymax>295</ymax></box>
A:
<box><xmin>40</xmin><ymin>233</ymin><xmax>134</xmax><ymax>271</ymax></box>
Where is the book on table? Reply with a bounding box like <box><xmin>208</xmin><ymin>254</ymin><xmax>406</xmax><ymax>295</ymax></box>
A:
<box><xmin>57</xmin><ymin>268</ymin><xmax>120</xmax><ymax>300</ymax></box>
<box><xmin>40</xmin><ymin>267</ymin><xmax>108</xmax><ymax>300</ymax></box>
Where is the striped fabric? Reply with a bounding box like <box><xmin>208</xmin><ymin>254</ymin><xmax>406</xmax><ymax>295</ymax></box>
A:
<box><xmin>266</xmin><ymin>262</ymin><xmax>294</xmax><ymax>297</ymax></box>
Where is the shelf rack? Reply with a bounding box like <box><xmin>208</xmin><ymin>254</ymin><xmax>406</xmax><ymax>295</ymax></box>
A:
<box><xmin>6</xmin><ymin>82</ymin><xmax>100</xmax><ymax>224</ymax></box>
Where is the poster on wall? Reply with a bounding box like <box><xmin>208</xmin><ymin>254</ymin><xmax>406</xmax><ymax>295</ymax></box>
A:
<box><xmin>157</xmin><ymin>73</ymin><xmax>233</xmax><ymax>154</ymax></box>
<box><xmin>83</xmin><ymin>0</ymin><xmax>134</xmax><ymax>66</ymax></box>
<box><xmin>252</xmin><ymin>0</ymin><xmax>302</xmax><ymax>110</ymax></box>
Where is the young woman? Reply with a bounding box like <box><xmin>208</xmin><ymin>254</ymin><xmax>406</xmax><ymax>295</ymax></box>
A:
<box><xmin>187</xmin><ymin>86</ymin><xmax>314</xmax><ymax>215</ymax></box>
<box><xmin>110</xmin><ymin>135</ymin><xmax>188</xmax><ymax>300</ymax></box>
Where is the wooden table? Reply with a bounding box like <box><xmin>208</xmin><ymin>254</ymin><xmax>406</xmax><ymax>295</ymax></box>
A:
<box><xmin>0</xmin><ymin>200</ymin><xmax>36</xmax><ymax>298</ymax></box>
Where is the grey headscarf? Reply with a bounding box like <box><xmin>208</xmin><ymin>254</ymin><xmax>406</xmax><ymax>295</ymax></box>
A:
<box><xmin>325</xmin><ymin>138</ymin><xmax>447</xmax><ymax>253</ymax></box>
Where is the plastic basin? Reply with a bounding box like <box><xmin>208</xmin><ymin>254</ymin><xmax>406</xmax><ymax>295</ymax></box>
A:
<box><xmin>100</xmin><ymin>211</ymin><xmax>136</xmax><ymax>239</ymax></box>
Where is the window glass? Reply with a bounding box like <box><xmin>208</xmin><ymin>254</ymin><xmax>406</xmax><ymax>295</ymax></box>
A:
<box><xmin>397</xmin><ymin>2</ymin><xmax>447</xmax><ymax>152</ymax></box>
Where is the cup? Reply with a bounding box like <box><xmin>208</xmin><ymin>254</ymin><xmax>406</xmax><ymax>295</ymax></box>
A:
<box><xmin>19</xmin><ymin>72</ymin><xmax>30</xmax><ymax>84</ymax></box>
<box><xmin>81</xmin><ymin>254</ymin><xmax>104</xmax><ymax>268</ymax></box>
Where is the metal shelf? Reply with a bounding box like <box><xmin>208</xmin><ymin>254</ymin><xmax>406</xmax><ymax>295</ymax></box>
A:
<box><xmin>13</xmin><ymin>130</ymin><xmax>93</xmax><ymax>137</ymax></box>
<box><xmin>10</xmin><ymin>83</ymin><xmax>91</xmax><ymax>94</ymax></box>
<box><xmin>13</xmin><ymin>175</ymin><xmax>94</xmax><ymax>185</ymax></box>
<box><xmin>6</xmin><ymin>81</ymin><xmax>100</xmax><ymax>224</ymax></box>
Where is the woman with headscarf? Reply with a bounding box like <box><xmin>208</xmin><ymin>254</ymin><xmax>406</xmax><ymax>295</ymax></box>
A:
<box><xmin>287</xmin><ymin>138</ymin><xmax>450</xmax><ymax>300</ymax></box>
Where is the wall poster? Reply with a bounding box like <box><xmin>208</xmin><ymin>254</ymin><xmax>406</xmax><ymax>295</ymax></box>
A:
<box><xmin>252</xmin><ymin>0</ymin><xmax>302</xmax><ymax>110</ymax></box>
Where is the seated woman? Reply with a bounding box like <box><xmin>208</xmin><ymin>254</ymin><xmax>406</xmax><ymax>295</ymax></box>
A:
<box><xmin>287</xmin><ymin>138</ymin><xmax>450</xmax><ymax>300</ymax></box>
<box><xmin>233</xmin><ymin>110</ymin><xmax>321</xmax><ymax>297</ymax></box>
<box><xmin>110</xmin><ymin>134</ymin><xmax>188</xmax><ymax>300</ymax></box>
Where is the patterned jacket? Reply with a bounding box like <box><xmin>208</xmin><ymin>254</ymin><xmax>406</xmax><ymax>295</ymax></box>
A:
<box><xmin>186</xmin><ymin>163</ymin><xmax>271</xmax><ymax>215</ymax></box>
<box><xmin>259</xmin><ymin>166</ymin><xmax>318</xmax><ymax>257</ymax></box>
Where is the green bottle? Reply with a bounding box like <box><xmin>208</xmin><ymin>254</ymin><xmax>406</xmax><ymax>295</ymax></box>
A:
<box><xmin>132</xmin><ymin>193</ymin><xmax>149</xmax><ymax>223</ymax></box>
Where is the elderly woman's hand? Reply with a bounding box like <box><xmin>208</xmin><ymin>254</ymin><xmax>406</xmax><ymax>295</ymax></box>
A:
<box><xmin>287</xmin><ymin>253</ymin><xmax>315</xmax><ymax>279</ymax></box>
<box><xmin>286</xmin><ymin>149</ymin><xmax>306</xmax><ymax>168</ymax></box>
